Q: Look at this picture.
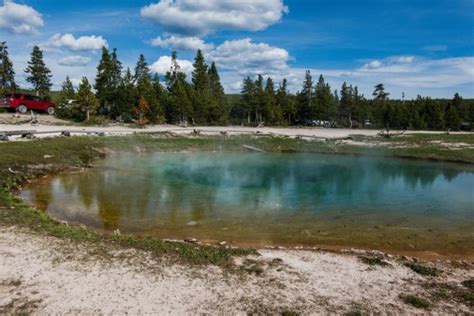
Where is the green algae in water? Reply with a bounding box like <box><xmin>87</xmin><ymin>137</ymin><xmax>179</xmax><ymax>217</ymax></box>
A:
<box><xmin>21</xmin><ymin>152</ymin><xmax>474</xmax><ymax>256</ymax></box>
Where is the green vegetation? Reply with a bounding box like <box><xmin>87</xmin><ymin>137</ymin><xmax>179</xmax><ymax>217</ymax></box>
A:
<box><xmin>24</xmin><ymin>46</ymin><xmax>52</xmax><ymax>97</ymax></box>
<box><xmin>359</xmin><ymin>255</ymin><xmax>389</xmax><ymax>266</ymax></box>
<box><xmin>240</xmin><ymin>259</ymin><xmax>265</xmax><ymax>276</ymax></box>
<box><xmin>0</xmin><ymin>41</ymin><xmax>17</xmax><ymax>94</ymax></box>
<box><xmin>424</xmin><ymin>282</ymin><xmax>474</xmax><ymax>308</ymax></box>
<box><xmin>401</xmin><ymin>295</ymin><xmax>431</xmax><ymax>309</ymax></box>
<box><xmin>405</xmin><ymin>262</ymin><xmax>442</xmax><ymax>277</ymax></box>
<box><xmin>1</xmin><ymin>41</ymin><xmax>473</xmax><ymax>129</ymax></box>
<box><xmin>462</xmin><ymin>279</ymin><xmax>474</xmax><ymax>290</ymax></box>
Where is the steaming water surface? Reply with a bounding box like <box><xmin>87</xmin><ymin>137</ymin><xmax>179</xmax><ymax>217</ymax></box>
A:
<box><xmin>21</xmin><ymin>152</ymin><xmax>474</xmax><ymax>257</ymax></box>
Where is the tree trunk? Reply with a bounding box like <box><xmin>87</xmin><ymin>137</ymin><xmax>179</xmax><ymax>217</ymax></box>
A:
<box><xmin>86</xmin><ymin>110</ymin><xmax>90</xmax><ymax>121</ymax></box>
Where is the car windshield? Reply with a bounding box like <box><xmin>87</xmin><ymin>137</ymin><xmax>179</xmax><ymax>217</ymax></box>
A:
<box><xmin>4</xmin><ymin>94</ymin><xmax>11</xmax><ymax>98</ymax></box>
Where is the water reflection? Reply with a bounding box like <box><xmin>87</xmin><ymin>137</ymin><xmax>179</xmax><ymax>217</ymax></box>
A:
<box><xmin>22</xmin><ymin>153</ymin><xmax>474</xmax><ymax>254</ymax></box>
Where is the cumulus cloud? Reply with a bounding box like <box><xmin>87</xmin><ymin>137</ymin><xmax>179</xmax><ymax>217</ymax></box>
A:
<box><xmin>208</xmin><ymin>38</ymin><xmax>290</xmax><ymax>75</ymax></box>
<box><xmin>0</xmin><ymin>0</ymin><xmax>43</xmax><ymax>35</ymax></box>
<box><xmin>363</xmin><ymin>60</ymin><xmax>383</xmax><ymax>69</ymax></box>
<box><xmin>214</xmin><ymin>50</ymin><xmax>473</xmax><ymax>98</ymax></box>
<box><xmin>141</xmin><ymin>0</ymin><xmax>288</xmax><ymax>36</ymax></box>
<box><xmin>58</xmin><ymin>56</ymin><xmax>91</xmax><ymax>67</ymax></box>
<box><xmin>151</xmin><ymin>35</ymin><xmax>214</xmax><ymax>51</ymax></box>
<box><xmin>150</xmin><ymin>55</ymin><xmax>194</xmax><ymax>77</ymax></box>
<box><xmin>44</xmin><ymin>33</ymin><xmax>108</xmax><ymax>52</ymax></box>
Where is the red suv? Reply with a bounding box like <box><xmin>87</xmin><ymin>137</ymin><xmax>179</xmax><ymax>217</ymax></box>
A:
<box><xmin>0</xmin><ymin>93</ymin><xmax>55</xmax><ymax>115</ymax></box>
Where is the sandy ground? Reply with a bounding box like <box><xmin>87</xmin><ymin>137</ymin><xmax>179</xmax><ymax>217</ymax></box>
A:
<box><xmin>1</xmin><ymin>226</ymin><xmax>472</xmax><ymax>314</ymax></box>
<box><xmin>1</xmin><ymin>113</ymin><xmax>466</xmax><ymax>141</ymax></box>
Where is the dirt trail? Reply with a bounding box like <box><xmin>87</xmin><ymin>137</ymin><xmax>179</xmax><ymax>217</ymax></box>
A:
<box><xmin>1</xmin><ymin>113</ymin><xmax>466</xmax><ymax>141</ymax></box>
<box><xmin>1</xmin><ymin>226</ymin><xmax>472</xmax><ymax>314</ymax></box>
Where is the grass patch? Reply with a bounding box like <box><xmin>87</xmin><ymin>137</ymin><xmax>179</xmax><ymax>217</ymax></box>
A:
<box><xmin>239</xmin><ymin>259</ymin><xmax>265</xmax><ymax>276</ymax></box>
<box><xmin>401</xmin><ymin>295</ymin><xmax>431</xmax><ymax>309</ymax></box>
<box><xmin>359</xmin><ymin>255</ymin><xmax>389</xmax><ymax>266</ymax></box>
<box><xmin>424</xmin><ymin>281</ymin><xmax>474</xmax><ymax>308</ymax></box>
<box><xmin>462</xmin><ymin>279</ymin><xmax>474</xmax><ymax>290</ymax></box>
<box><xmin>405</xmin><ymin>262</ymin><xmax>442</xmax><ymax>277</ymax></box>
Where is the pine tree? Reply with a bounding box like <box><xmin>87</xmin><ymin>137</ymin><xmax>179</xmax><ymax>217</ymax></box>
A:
<box><xmin>110</xmin><ymin>48</ymin><xmax>122</xmax><ymax>88</ymax></box>
<box><xmin>55</xmin><ymin>76</ymin><xmax>76</xmax><ymax>119</ymax></box>
<box><xmin>265</xmin><ymin>77</ymin><xmax>278</xmax><ymax>124</ymax></box>
<box><xmin>61</xmin><ymin>76</ymin><xmax>75</xmax><ymax>98</ymax></box>
<box><xmin>424</xmin><ymin>98</ymin><xmax>444</xmax><ymax>130</ymax></box>
<box><xmin>115</xmin><ymin>68</ymin><xmax>136</xmax><ymax>122</ymax></box>
<box><xmin>165</xmin><ymin>52</ymin><xmax>191</xmax><ymax>124</ymax></box>
<box><xmin>208</xmin><ymin>62</ymin><xmax>228</xmax><ymax>124</ymax></box>
<box><xmin>76</xmin><ymin>77</ymin><xmax>99</xmax><ymax>121</ymax></box>
<box><xmin>133</xmin><ymin>55</ymin><xmax>160</xmax><ymax>124</ymax></box>
<box><xmin>165</xmin><ymin>51</ymin><xmax>181</xmax><ymax>89</ymax></box>
<box><xmin>445</xmin><ymin>104</ymin><xmax>461</xmax><ymax>130</ymax></box>
<box><xmin>134</xmin><ymin>54</ymin><xmax>149</xmax><ymax>82</ymax></box>
<box><xmin>254</xmin><ymin>74</ymin><xmax>266</xmax><ymax>124</ymax></box>
<box><xmin>191</xmin><ymin>49</ymin><xmax>210</xmax><ymax>124</ymax></box>
<box><xmin>372</xmin><ymin>83</ymin><xmax>390</xmax><ymax>128</ymax></box>
<box><xmin>95</xmin><ymin>47</ymin><xmax>114</xmax><ymax>113</ymax></box>
<box><xmin>277</xmin><ymin>78</ymin><xmax>295</xmax><ymax>125</ymax></box>
<box><xmin>240</xmin><ymin>77</ymin><xmax>257</xmax><ymax>124</ymax></box>
<box><xmin>25</xmin><ymin>46</ymin><xmax>52</xmax><ymax>96</ymax></box>
<box><xmin>0</xmin><ymin>42</ymin><xmax>17</xmax><ymax>93</ymax></box>
<box><xmin>314</xmin><ymin>74</ymin><xmax>336</xmax><ymax>121</ymax></box>
<box><xmin>339</xmin><ymin>82</ymin><xmax>354</xmax><ymax>127</ymax></box>
<box><xmin>373</xmin><ymin>83</ymin><xmax>389</xmax><ymax>100</ymax></box>
<box><xmin>296</xmin><ymin>70</ymin><xmax>314</xmax><ymax>123</ymax></box>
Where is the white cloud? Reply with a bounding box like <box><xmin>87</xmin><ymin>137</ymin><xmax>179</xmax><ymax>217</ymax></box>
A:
<box><xmin>0</xmin><ymin>0</ymin><xmax>43</xmax><ymax>35</ymax></box>
<box><xmin>58</xmin><ymin>56</ymin><xmax>91</xmax><ymax>67</ymax></box>
<box><xmin>363</xmin><ymin>60</ymin><xmax>383</xmax><ymax>69</ymax></box>
<box><xmin>151</xmin><ymin>35</ymin><xmax>214</xmax><ymax>51</ymax></box>
<box><xmin>361</xmin><ymin>56</ymin><xmax>415</xmax><ymax>72</ymax></box>
<box><xmin>208</xmin><ymin>38</ymin><xmax>290</xmax><ymax>75</ymax></box>
<box><xmin>141</xmin><ymin>0</ymin><xmax>288</xmax><ymax>36</ymax></box>
<box><xmin>150</xmin><ymin>55</ymin><xmax>194</xmax><ymax>77</ymax></box>
<box><xmin>44</xmin><ymin>33</ymin><xmax>108</xmax><ymax>52</ymax></box>
<box><xmin>396</xmin><ymin>56</ymin><xmax>415</xmax><ymax>63</ymax></box>
<box><xmin>216</xmin><ymin>52</ymin><xmax>474</xmax><ymax>98</ymax></box>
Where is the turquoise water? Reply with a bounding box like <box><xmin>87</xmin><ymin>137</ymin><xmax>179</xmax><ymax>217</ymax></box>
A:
<box><xmin>21</xmin><ymin>152</ymin><xmax>474</xmax><ymax>257</ymax></box>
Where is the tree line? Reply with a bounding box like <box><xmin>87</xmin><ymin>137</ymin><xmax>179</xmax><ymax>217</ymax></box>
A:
<box><xmin>232</xmin><ymin>71</ymin><xmax>473</xmax><ymax>130</ymax></box>
<box><xmin>1</xmin><ymin>41</ymin><xmax>472</xmax><ymax>130</ymax></box>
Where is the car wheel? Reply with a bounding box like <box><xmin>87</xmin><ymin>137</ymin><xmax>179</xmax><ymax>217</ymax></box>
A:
<box><xmin>47</xmin><ymin>107</ymin><xmax>55</xmax><ymax>115</ymax></box>
<box><xmin>17</xmin><ymin>104</ymin><xmax>28</xmax><ymax>114</ymax></box>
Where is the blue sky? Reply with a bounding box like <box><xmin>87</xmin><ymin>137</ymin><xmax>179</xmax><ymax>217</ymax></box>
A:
<box><xmin>1</xmin><ymin>0</ymin><xmax>473</xmax><ymax>98</ymax></box>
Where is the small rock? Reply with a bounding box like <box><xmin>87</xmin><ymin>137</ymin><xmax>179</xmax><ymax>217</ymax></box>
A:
<box><xmin>185</xmin><ymin>238</ymin><xmax>198</xmax><ymax>244</ymax></box>
<box><xmin>186</xmin><ymin>221</ymin><xmax>199</xmax><ymax>226</ymax></box>
<box><xmin>113</xmin><ymin>229</ymin><xmax>121</xmax><ymax>235</ymax></box>
<box><xmin>43</xmin><ymin>155</ymin><xmax>54</xmax><ymax>159</ymax></box>
<box><xmin>218</xmin><ymin>241</ymin><xmax>227</xmax><ymax>246</ymax></box>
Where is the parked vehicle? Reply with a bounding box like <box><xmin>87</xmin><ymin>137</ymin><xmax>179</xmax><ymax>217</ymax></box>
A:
<box><xmin>0</xmin><ymin>93</ymin><xmax>55</xmax><ymax>115</ymax></box>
